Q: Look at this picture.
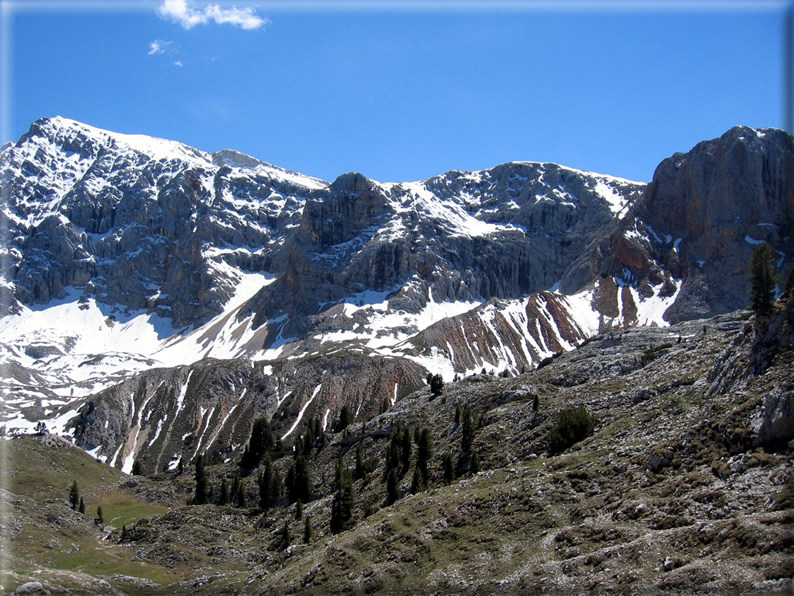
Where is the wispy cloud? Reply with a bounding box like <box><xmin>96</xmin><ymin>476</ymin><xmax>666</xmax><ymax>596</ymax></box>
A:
<box><xmin>157</xmin><ymin>0</ymin><xmax>268</xmax><ymax>30</ymax></box>
<box><xmin>148</xmin><ymin>39</ymin><xmax>175</xmax><ymax>55</ymax></box>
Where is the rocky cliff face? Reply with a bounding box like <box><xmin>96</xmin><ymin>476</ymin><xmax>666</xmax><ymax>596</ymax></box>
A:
<box><xmin>243</xmin><ymin>160</ymin><xmax>644</xmax><ymax>341</ymax></box>
<box><xmin>2</xmin><ymin>118</ymin><xmax>793</xmax><ymax>472</ymax></box>
<box><xmin>1</xmin><ymin>117</ymin><xmax>321</xmax><ymax>326</ymax></box>
<box><xmin>573</xmin><ymin>126</ymin><xmax>794</xmax><ymax>322</ymax></box>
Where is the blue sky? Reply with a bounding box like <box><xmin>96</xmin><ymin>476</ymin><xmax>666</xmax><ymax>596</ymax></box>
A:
<box><xmin>2</xmin><ymin>0</ymin><xmax>791</xmax><ymax>183</ymax></box>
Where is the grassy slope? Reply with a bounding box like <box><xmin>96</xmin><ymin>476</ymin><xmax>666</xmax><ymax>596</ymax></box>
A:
<box><xmin>0</xmin><ymin>435</ymin><xmax>174</xmax><ymax>594</ymax></box>
<box><xmin>1</xmin><ymin>305</ymin><xmax>792</xmax><ymax>595</ymax></box>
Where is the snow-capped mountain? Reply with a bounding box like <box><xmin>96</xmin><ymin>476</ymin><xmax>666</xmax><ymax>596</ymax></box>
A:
<box><xmin>1</xmin><ymin>117</ymin><xmax>791</xmax><ymax>471</ymax></box>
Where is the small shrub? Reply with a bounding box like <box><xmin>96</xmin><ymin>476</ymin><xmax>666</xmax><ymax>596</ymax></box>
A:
<box><xmin>548</xmin><ymin>406</ymin><xmax>594</xmax><ymax>454</ymax></box>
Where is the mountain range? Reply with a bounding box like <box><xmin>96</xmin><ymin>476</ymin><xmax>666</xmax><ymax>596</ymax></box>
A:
<box><xmin>0</xmin><ymin>117</ymin><xmax>792</xmax><ymax>473</ymax></box>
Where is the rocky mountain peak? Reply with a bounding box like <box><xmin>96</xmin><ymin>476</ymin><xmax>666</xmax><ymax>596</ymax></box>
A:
<box><xmin>642</xmin><ymin>125</ymin><xmax>793</xmax><ymax>242</ymax></box>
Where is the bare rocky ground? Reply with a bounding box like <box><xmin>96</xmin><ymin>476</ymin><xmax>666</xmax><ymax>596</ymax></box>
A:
<box><xmin>2</xmin><ymin>299</ymin><xmax>793</xmax><ymax>595</ymax></box>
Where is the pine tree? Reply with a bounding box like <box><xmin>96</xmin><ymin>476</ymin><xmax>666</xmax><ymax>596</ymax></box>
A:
<box><xmin>237</xmin><ymin>480</ymin><xmax>246</xmax><ymax>507</ymax></box>
<box><xmin>749</xmin><ymin>243</ymin><xmax>780</xmax><ymax>314</ymax></box>
<box><xmin>69</xmin><ymin>480</ymin><xmax>80</xmax><ymax>510</ymax></box>
<box><xmin>219</xmin><ymin>478</ymin><xmax>230</xmax><ymax>505</ymax></box>
<box><xmin>281</xmin><ymin>519</ymin><xmax>291</xmax><ymax>550</ymax></box>
<box><xmin>259</xmin><ymin>456</ymin><xmax>277</xmax><ymax>511</ymax></box>
<box><xmin>411</xmin><ymin>466</ymin><xmax>425</xmax><ymax>493</ymax></box>
<box><xmin>231</xmin><ymin>475</ymin><xmax>240</xmax><ymax>504</ymax></box>
<box><xmin>194</xmin><ymin>454</ymin><xmax>208</xmax><ymax>505</ymax></box>
<box><xmin>312</xmin><ymin>417</ymin><xmax>322</xmax><ymax>442</ymax></box>
<box><xmin>303</xmin><ymin>515</ymin><xmax>313</xmax><ymax>544</ymax></box>
<box><xmin>470</xmin><ymin>451</ymin><xmax>481</xmax><ymax>474</ymax></box>
<box><xmin>296</xmin><ymin>498</ymin><xmax>303</xmax><ymax>520</ymax></box>
<box><xmin>335</xmin><ymin>406</ymin><xmax>352</xmax><ymax>432</ymax></box>
<box><xmin>79</xmin><ymin>497</ymin><xmax>86</xmax><ymax>514</ymax></box>
<box><xmin>241</xmin><ymin>416</ymin><xmax>274</xmax><ymax>469</ymax></box>
<box><xmin>400</xmin><ymin>429</ymin><xmax>412</xmax><ymax>474</ymax></box>
<box><xmin>331</xmin><ymin>466</ymin><xmax>354</xmax><ymax>533</ymax></box>
<box><xmin>386</xmin><ymin>469</ymin><xmax>399</xmax><ymax>505</ymax></box>
<box><xmin>272</xmin><ymin>468</ymin><xmax>284</xmax><ymax>505</ymax></box>
<box><xmin>461</xmin><ymin>405</ymin><xmax>476</xmax><ymax>453</ymax></box>
<box><xmin>131</xmin><ymin>459</ymin><xmax>143</xmax><ymax>476</ymax></box>
<box><xmin>442</xmin><ymin>453</ymin><xmax>454</xmax><ymax>485</ymax></box>
<box><xmin>430</xmin><ymin>374</ymin><xmax>444</xmax><ymax>398</ymax></box>
<box><xmin>354</xmin><ymin>443</ymin><xmax>364</xmax><ymax>480</ymax></box>
<box><xmin>330</xmin><ymin>491</ymin><xmax>343</xmax><ymax>534</ymax></box>
<box><xmin>287</xmin><ymin>454</ymin><xmax>312</xmax><ymax>504</ymax></box>
<box><xmin>417</xmin><ymin>428</ymin><xmax>433</xmax><ymax>485</ymax></box>
<box><xmin>96</xmin><ymin>505</ymin><xmax>104</xmax><ymax>524</ymax></box>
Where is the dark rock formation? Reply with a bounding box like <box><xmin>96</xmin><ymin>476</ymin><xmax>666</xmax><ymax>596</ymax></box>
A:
<box><xmin>577</xmin><ymin>126</ymin><xmax>794</xmax><ymax>322</ymax></box>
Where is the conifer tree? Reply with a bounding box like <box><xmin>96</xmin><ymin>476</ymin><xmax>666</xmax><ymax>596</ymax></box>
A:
<box><xmin>281</xmin><ymin>519</ymin><xmax>291</xmax><ymax>550</ymax></box>
<box><xmin>296</xmin><ymin>498</ymin><xmax>303</xmax><ymax>520</ymax></box>
<box><xmin>96</xmin><ymin>505</ymin><xmax>104</xmax><ymax>524</ymax></box>
<box><xmin>331</xmin><ymin>465</ymin><xmax>354</xmax><ymax>533</ymax></box>
<box><xmin>386</xmin><ymin>468</ymin><xmax>399</xmax><ymax>505</ymax></box>
<box><xmin>303</xmin><ymin>515</ymin><xmax>313</xmax><ymax>544</ymax></box>
<box><xmin>411</xmin><ymin>466</ymin><xmax>425</xmax><ymax>493</ymax></box>
<box><xmin>461</xmin><ymin>405</ymin><xmax>476</xmax><ymax>453</ymax></box>
<box><xmin>230</xmin><ymin>475</ymin><xmax>240</xmax><ymax>504</ymax></box>
<box><xmin>241</xmin><ymin>416</ymin><xmax>274</xmax><ymax>469</ymax></box>
<box><xmin>354</xmin><ymin>443</ymin><xmax>364</xmax><ymax>481</ymax></box>
<box><xmin>470</xmin><ymin>451</ymin><xmax>481</xmax><ymax>474</ymax></box>
<box><xmin>69</xmin><ymin>480</ymin><xmax>80</xmax><ymax>510</ymax></box>
<box><xmin>194</xmin><ymin>454</ymin><xmax>208</xmax><ymax>504</ymax></box>
<box><xmin>312</xmin><ymin>417</ymin><xmax>322</xmax><ymax>442</ymax></box>
<box><xmin>442</xmin><ymin>453</ymin><xmax>454</xmax><ymax>485</ymax></box>
<box><xmin>287</xmin><ymin>453</ymin><xmax>312</xmax><ymax>504</ymax></box>
<box><xmin>336</xmin><ymin>405</ymin><xmax>352</xmax><ymax>432</ymax></box>
<box><xmin>237</xmin><ymin>480</ymin><xmax>246</xmax><ymax>507</ymax></box>
<box><xmin>219</xmin><ymin>478</ymin><xmax>230</xmax><ymax>505</ymax></box>
<box><xmin>430</xmin><ymin>374</ymin><xmax>444</xmax><ymax>398</ymax></box>
<box><xmin>749</xmin><ymin>243</ymin><xmax>780</xmax><ymax>314</ymax></box>
<box><xmin>79</xmin><ymin>497</ymin><xmax>86</xmax><ymax>514</ymax></box>
<box><xmin>259</xmin><ymin>456</ymin><xmax>277</xmax><ymax>511</ymax></box>
<box><xmin>330</xmin><ymin>490</ymin><xmax>342</xmax><ymax>534</ymax></box>
<box><xmin>400</xmin><ymin>429</ymin><xmax>412</xmax><ymax>474</ymax></box>
<box><xmin>417</xmin><ymin>428</ymin><xmax>433</xmax><ymax>485</ymax></box>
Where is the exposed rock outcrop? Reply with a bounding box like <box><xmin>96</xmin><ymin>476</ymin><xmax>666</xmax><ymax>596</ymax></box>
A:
<box><xmin>574</xmin><ymin>126</ymin><xmax>794</xmax><ymax>322</ymax></box>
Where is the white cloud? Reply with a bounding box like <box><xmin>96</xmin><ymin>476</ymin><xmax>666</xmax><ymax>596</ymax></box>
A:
<box><xmin>174</xmin><ymin>61</ymin><xmax>184</xmax><ymax>67</ymax></box>
<box><xmin>157</xmin><ymin>0</ymin><xmax>268</xmax><ymax>30</ymax></box>
<box><xmin>148</xmin><ymin>40</ymin><xmax>175</xmax><ymax>55</ymax></box>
